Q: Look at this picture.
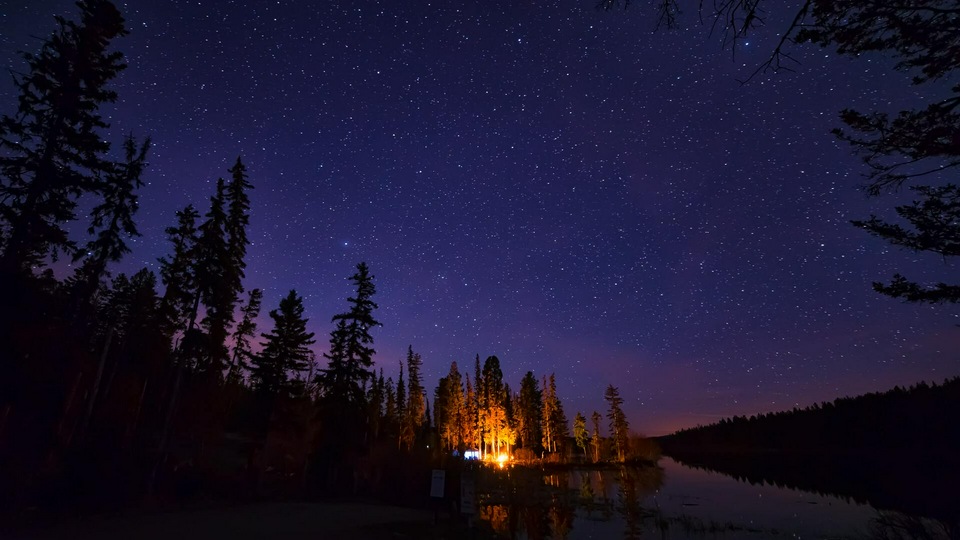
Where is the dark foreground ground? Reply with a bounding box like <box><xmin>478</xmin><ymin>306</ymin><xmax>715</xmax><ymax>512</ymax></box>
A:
<box><xmin>7</xmin><ymin>502</ymin><xmax>478</xmax><ymax>540</ymax></box>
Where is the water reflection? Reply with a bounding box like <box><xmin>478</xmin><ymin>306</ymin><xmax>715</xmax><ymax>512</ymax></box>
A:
<box><xmin>477</xmin><ymin>465</ymin><xmax>665</xmax><ymax>540</ymax></box>
<box><xmin>668</xmin><ymin>449</ymin><xmax>960</xmax><ymax>529</ymax></box>
<box><xmin>475</xmin><ymin>458</ymin><xmax>956</xmax><ymax>539</ymax></box>
<box><xmin>617</xmin><ymin>468</ymin><xmax>644</xmax><ymax>539</ymax></box>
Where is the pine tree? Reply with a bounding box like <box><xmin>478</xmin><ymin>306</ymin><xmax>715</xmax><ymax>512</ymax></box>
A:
<box><xmin>384</xmin><ymin>376</ymin><xmax>397</xmax><ymax>435</ymax></box>
<box><xmin>605</xmin><ymin>385</ymin><xmax>629</xmax><ymax>462</ymax></box>
<box><xmin>446</xmin><ymin>361</ymin><xmax>465</xmax><ymax>451</ymax></box>
<box><xmin>227</xmin><ymin>288</ymin><xmax>262</xmax><ymax>383</ymax></box>
<box><xmin>98</xmin><ymin>268</ymin><xmax>165</xmax><ymax>392</ymax></box>
<box><xmin>517</xmin><ymin>371</ymin><xmax>543</xmax><ymax>453</ymax></box>
<box><xmin>79</xmin><ymin>267</ymin><xmax>165</xmax><ymax>442</ymax></box>
<box><xmin>158</xmin><ymin>205</ymin><xmax>200</xmax><ymax>335</ymax></box>
<box><xmin>473</xmin><ymin>354</ymin><xmax>484</xmax><ymax>457</ymax></box>
<box><xmin>549</xmin><ymin>374</ymin><xmax>569</xmax><ymax>453</ymax></box>
<box><xmin>810</xmin><ymin>4</ymin><xmax>960</xmax><ymax>303</ymax></box>
<box><xmin>196</xmin><ymin>178</ymin><xmax>232</xmax><ymax>373</ymax></box>
<box><xmin>151</xmin><ymin>205</ymin><xmax>201</xmax><ymax>492</ymax></box>
<box><xmin>250</xmin><ymin>290</ymin><xmax>316</xmax><ymax>397</ymax></box>
<box><xmin>541</xmin><ymin>374</ymin><xmax>567</xmax><ymax>454</ymax></box>
<box><xmin>70</xmin><ymin>134</ymin><xmax>150</xmax><ymax>309</ymax></box>
<box><xmin>591</xmin><ymin>411</ymin><xmax>603</xmax><ymax>463</ymax></box>
<box><xmin>367</xmin><ymin>369</ymin><xmax>386</xmax><ymax>441</ymax></box>
<box><xmin>435</xmin><ymin>361</ymin><xmax>465</xmax><ymax>452</ymax></box>
<box><xmin>395</xmin><ymin>362</ymin><xmax>406</xmax><ymax>427</ymax></box>
<box><xmin>499</xmin><ymin>385</ymin><xmax>516</xmax><ymax>456</ymax></box>
<box><xmin>464</xmin><ymin>374</ymin><xmax>478</xmax><ymax>452</ymax></box>
<box><xmin>434</xmin><ymin>376</ymin><xmax>449</xmax><ymax>450</ymax></box>
<box><xmin>424</xmin><ymin>397</ymin><xmax>432</xmax><ymax>430</ymax></box>
<box><xmin>854</xmin><ymin>185</ymin><xmax>960</xmax><ymax>302</ymax></box>
<box><xmin>0</xmin><ymin>0</ymin><xmax>129</xmax><ymax>277</ymax></box>
<box><xmin>99</xmin><ymin>268</ymin><xmax>164</xmax><ymax>361</ymax></box>
<box><xmin>503</xmin><ymin>381</ymin><xmax>514</xmax><ymax>434</ymax></box>
<box><xmin>574</xmin><ymin>412</ymin><xmax>588</xmax><ymax>458</ymax></box>
<box><xmin>481</xmin><ymin>356</ymin><xmax>506</xmax><ymax>456</ymax></box>
<box><xmin>401</xmin><ymin>345</ymin><xmax>426</xmax><ymax>450</ymax></box>
<box><xmin>317</xmin><ymin>262</ymin><xmax>380</xmax><ymax>407</ymax></box>
<box><xmin>224</xmin><ymin>157</ymin><xmax>252</xmax><ymax>297</ymax></box>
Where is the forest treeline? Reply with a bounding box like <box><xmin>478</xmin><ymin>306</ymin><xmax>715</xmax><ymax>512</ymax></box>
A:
<box><xmin>659</xmin><ymin>377</ymin><xmax>960</xmax><ymax>454</ymax></box>
<box><xmin>0</xmin><ymin>1</ymin><xmax>656</xmax><ymax>516</ymax></box>
<box><xmin>431</xmin><ymin>359</ymin><xmax>659</xmax><ymax>465</ymax></box>
<box><xmin>657</xmin><ymin>378</ymin><xmax>960</xmax><ymax>527</ymax></box>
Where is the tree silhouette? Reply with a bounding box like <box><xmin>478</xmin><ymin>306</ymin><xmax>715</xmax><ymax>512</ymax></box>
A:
<box><xmin>590</xmin><ymin>411</ymin><xmax>603</xmax><ymax>463</ymax></box>
<box><xmin>70</xmin><ymin>135</ymin><xmax>151</xmax><ymax>311</ymax></box>
<box><xmin>0</xmin><ymin>0</ymin><xmax>129</xmax><ymax>277</ymax></box>
<box><xmin>481</xmin><ymin>355</ymin><xmax>508</xmax><ymax>456</ymax></box>
<box><xmin>605</xmin><ymin>385</ymin><xmax>629</xmax><ymax>462</ymax></box>
<box><xmin>574</xmin><ymin>411</ymin><xmax>588</xmax><ymax>458</ymax></box>
<box><xmin>798</xmin><ymin>3</ymin><xmax>960</xmax><ymax>302</ymax></box>
<box><xmin>83</xmin><ymin>268</ymin><xmax>166</xmax><ymax>443</ymax></box>
<box><xmin>383</xmin><ymin>375</ymin><xmax>398</xmax><ymax>439</ymax></box>
<box><xmin>662</xmin><ymin>377</ymin><xmax>960</xmax><ymax>456</ymax></box>
<box><xmin>317</xmin><ymin>262</ymin><xmax>380</xmax><ymax>406</ymax></box>
<box><xmin>158</xmin><ymin>205</ymin><xmax>200</xmax><ymax>335</ymax></box>
<box><xmin>395</xmin><ymin>360</ymin><xmax>406</xmax><ymax>444</ymax></box>
<box><xmin>225</xmin><ymin>157</ymin><xmax>253</xmax><ymax>296</ymax></box>
<box><xmin>401</xmin><ymin>345</ymin><xmax>426</xmax><ymax>450</ymax></box>
<box><xmin>542</xmin><ymin>373</ymin><xmax>568</xmax><ymax>454</ymax></box>
<box><xmin>854</xmin><ymin>185</ymin><xmax>960</xmax><ymax>302</ymax></box>
<box><xmin>367</xmin><ymin>369</ymin><xmax>385</xmax><ymax>441</ymax></box>
<box><xmin>435</xmin><ymin>361</ymin><xmax>465</xmax><ymax>452</ymax></box>
<box><xmin>250</xmin><ymin>290</ymin><xmax>315</xmax><ymax>397</ymax></box>
<box><xmin>228</xmin><ymin>288</ymin><xmax>263</xmax><ymax>383</ymax></box>
<box><xmin>473</xmin><ymin>354</ymin><xmax>484</xmax><ymax>457</ymax></box>
<box><xmin>464</xmin><ymin>374</ymin><xmax>478</xmax><ymax>452</ymax></box>
<box><xmin>196</xmin><ymin>178</ymin><xmax>232</xmax><ymax>373</ymax></box>
<box><xmin>517</xmin><ymin>371</ymin><xmax>543</xmax><ymax>454</ymax></box>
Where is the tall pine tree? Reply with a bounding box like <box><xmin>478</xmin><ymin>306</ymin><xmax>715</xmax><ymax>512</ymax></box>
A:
<box><xmin>464</xmin><ymin>374</ymin><xmax>478</xmax><ymax>452</ymax></box>
<box><xmin>517</xmin><ymin>371</ymin><xmax>543</xmax><ymax>453</ymax></box>
<box><xmin>574</xmin><ymin>412</ymin><xmax>588</xmax><ymax>458</ymax></box>
<box><xmin>250</xmin><ymin>290</ymin><xmax>316</xmax><ymax>397</ymax></box>
<box><xmin>70</xmin><ymin>134</ymin><xmax>150</xmax><ymax>311</ymax></box>
<box><xmin>542</xmin><ymin>373</ymin><xmax>568</xmax><ymax>454</ymax></box>
<box><xmin>196</xmin><ymin>178</ymin><xmax>232</xmax><ymax>372</ymax></box>
<box><xmin>224</xmin><ymin>157</ymin><xmax>252</xmax><ymax>304</ymax></box>
<box><xmin>481</xmin><ymin>356</ymin><xmax>506</xmax><ymax>456</ymax></box>
<box><xmin>591</xmin><ymin>411</ymin><xmax>603</xmax><ymax>463</ymax></box>
<box><xmin>317</xmin><ymin>262</ymin><xmax>380</xmax><ymax>406</ymax></box>
<box><xmin>158</xmin><ymin>205</ymin><xmax>200</xmax><ymax>336</ymax></box>
<box><xmin>0</xmin><ymin>0</ymin><xmax>129</xmax><ymax>277</ymax></box>
<box><xmin>227</xmin><ymin>288</ymin><xmax>262</xmax><ymax>383</ymax></box>
<box><xmin>401</xmin><ymin>345</ymin><xmax>425</xmax><ymax>450</ymax></box>
<box><xmin>605</xmin><ymin>385</ymin><xmax>629</xmax><ymax>462</ymax></box>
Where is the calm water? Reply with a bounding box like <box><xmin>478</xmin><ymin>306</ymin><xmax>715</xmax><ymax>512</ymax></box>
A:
<box><xmin>475</xmin><ymin>457</ymin><xmax>951</xmax><ymax>539</ymax></box>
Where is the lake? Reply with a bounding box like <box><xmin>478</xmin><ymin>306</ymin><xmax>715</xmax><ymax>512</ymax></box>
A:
<box><xmin>474</xmin><ymin>457</ymin><xmax>954</xmax><ymax>539</ymax></box>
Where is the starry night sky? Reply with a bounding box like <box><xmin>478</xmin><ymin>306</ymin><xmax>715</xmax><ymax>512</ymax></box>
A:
<box><xmin>2</xmin><ymin>0</ymin><xmax>957</xmax><ymax>435</ymax></box>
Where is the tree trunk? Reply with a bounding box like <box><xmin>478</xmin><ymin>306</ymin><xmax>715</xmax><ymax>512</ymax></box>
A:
<box><xmin>78</xmin><ymin>327</ymin><xmax>114</xmax><ymax>442</ymax></box>
<box><xmin>125</xmin><ymin>378</ymin><xmax>148</xmax><ymax>450</ymax></box>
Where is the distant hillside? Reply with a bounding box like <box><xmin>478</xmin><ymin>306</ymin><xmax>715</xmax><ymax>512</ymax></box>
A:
<box><xmin>658</xmin><ymin>376</ymin><xmax>960</xmax><ymax>454</ymax></box>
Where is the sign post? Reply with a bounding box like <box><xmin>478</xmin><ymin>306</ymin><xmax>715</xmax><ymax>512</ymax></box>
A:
<box><xmin>430</xmin><ymin>469</ymin><xmax>445</xmax><ymax>498</ymax></box>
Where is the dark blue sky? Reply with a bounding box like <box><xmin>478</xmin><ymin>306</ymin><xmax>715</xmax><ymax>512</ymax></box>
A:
<box><xmin>2</xmin><ymin>0</ymin><xmax>956</xmax><ymax>435</ymax></box>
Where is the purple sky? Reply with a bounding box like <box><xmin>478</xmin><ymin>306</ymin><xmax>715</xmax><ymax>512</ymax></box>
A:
<box><xmin>2</xmin><ymin>0</ymin><xmax>957</xmax><ymax>435</ymax></box>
